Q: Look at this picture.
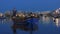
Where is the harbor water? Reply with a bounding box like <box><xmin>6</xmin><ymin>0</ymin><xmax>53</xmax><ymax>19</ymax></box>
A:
<box><xmin>0</xmin><ymin>16</ymin><xmax>60</xmax><ymax>34</ymax></box>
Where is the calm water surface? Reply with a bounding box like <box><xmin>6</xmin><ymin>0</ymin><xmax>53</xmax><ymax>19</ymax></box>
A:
<box><xmin>0</xmin><ymin>16</ymin><xmax>60</xmax><ymax>34</ymax></box>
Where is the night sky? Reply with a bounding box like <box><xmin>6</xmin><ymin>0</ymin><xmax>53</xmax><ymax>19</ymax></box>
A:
<box><xmin>0</xmin><ymin>0</ymin><xmax>60</xmax><ymax>12</ymax></box>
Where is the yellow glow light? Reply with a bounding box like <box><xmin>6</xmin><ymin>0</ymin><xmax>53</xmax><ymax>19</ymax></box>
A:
<box><xmin>0</xmin><ymin>13</ymin><xmax>3</xmax><ymax>17</ymax></box>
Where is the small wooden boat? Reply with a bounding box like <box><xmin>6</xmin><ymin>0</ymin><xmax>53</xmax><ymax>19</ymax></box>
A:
<box><xmin>11</xmin><ymin>13</ymin><xmax>39</xmax><ymax>34</ymax></box>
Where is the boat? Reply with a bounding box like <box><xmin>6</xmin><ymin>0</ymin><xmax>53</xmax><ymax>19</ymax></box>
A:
<box><xmin>11</xmin><ymin>13</ymin><xmax>39</xmax><ymax>34</ymax></box>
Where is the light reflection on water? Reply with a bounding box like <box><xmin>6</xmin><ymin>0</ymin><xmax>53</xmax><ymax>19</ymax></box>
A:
<box><xmin>53</xmin><ymin>18</ymin><xmax>60</xmax><ymax>27</ymax></box>
<box><xmin>0</xmin><ymin>16</ymin><xmax>60</xmax><ymax>34</ymax></box>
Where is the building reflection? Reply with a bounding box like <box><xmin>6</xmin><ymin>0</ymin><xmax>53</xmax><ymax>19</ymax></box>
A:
<box><xmin>42</xmin><ymin>15</ymin><xmax>50</xmax><ymax>24</ymax></box>
<box><xmin>53</xmin><ymin>18</ymin><xmax>60</xmax><ymax>27</ymax></box>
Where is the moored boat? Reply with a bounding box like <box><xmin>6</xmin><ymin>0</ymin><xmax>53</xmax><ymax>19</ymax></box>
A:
<box><xmin>11</xmin><ymin>12</ymin><xmax>39</xmax><ymax>34</ymax></box>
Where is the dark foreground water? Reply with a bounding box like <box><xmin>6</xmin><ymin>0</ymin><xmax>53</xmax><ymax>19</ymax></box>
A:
<box><xmin>0</xmin><ymin>16</ymin><xmax>60</xmax><ymax>34</ymax></box>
